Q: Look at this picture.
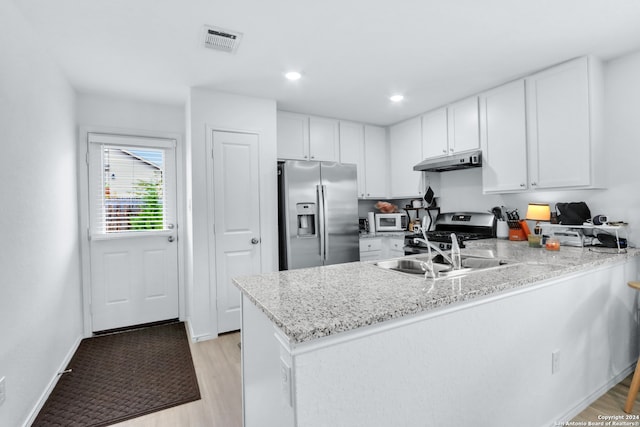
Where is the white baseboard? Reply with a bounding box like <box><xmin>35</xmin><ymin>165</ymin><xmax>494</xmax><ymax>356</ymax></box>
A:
<box><xmin>185</xmin><ymin>319</ymin><xmax>216</xmax><ymax>343</ymax></box>
<box><xmin>23</xmin><ymin>335</ymin><xmax>83</xmax><ymax>427</ymax></box>
<box><xmin>549</xmin><ymin>363</ymin><xmax>635</xmax><ymax>426</ymax></box>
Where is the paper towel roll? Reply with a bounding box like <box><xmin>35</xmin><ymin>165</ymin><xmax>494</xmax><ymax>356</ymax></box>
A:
<box><xmin>367</xmin><ymin>212</ymin><xmax>376</xmax><ymax>234</ymax></box>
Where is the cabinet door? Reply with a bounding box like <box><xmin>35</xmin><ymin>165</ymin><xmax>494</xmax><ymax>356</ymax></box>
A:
<box><xmin>421</xmin><ymin>108</ymin><xmax>448</xmax><ymax>159</ymax></box>
<box><xmin>363</xmin><ymin>125</ymin><xmax>388</xmax><ymax>198</ymax></box>
<box><xmin>480</xmin><ymin>80</ymin><xmax>528</xmax><ymax>193</ymax></box>
<box><xmin>339</xmin><ymin>122</ymin><xmax>366</xmax><ymax>197</ymax></box>
<box><xmin>447</xmin><ymin>96</ymin><xmax>480</xmax><ymax>153</ymax></box>
<box><xmin>526</xmin><ymin>57</ymin><xmax>591</xmax><ymax>189</ymax></box>
<box><xmin>389</xmin><ymin>117</ymin><xmax>423</xmax><ymax>198</ymax></box>
<box><xmin>277</xmin><ymin>112</ymin><xmax>309</xmax><ymax>160</ymax></box>
<box><xmin>309</xmin><ymin>117</ymin><xmax>339</xmax><ymax>162</ymax></box>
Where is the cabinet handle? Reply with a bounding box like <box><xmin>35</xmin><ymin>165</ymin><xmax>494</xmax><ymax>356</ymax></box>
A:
<box><xmin>449</xmin><ymin>148</ymin><xmax>454</xmax><ymax>152</ymax></box>
<box><xmin>367</xmin><ymin>193</ymin><xmax>370</xmax><ymax>196</ymax></box>
<box><xmin>311</xmin><ymin>155</ymin><xmax>315</xmax><ymax>159</ymax></box>
<box><xmin>520</xmin><ymin>183</ymin><xmax>525</xmax><ymax>187</ymax></box>
<box><xmin>304</xmin><ymin>155</ymin><xmax>308</xmax><ymax>159</ymax></box>
<box><xmin>531</xmin><ymin>182</ymin><xmax>537</xmax><ymax>186</ymax></box>
<box><xmin>442</xmin><ymin>149</ymin><xmax>447</xmax><ymax>154</ymax></box>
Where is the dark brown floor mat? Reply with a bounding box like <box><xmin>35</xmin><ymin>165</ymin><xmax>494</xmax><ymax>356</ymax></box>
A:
<box><xmin>33</xmin><ymin>321</ymin><xmax>200</xmax><ymax>426</ymax></box>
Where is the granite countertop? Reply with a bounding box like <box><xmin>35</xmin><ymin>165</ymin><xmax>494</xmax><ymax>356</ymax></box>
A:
<box><xmin>359</xmin><ymin>231</ymin><xmax>407</xmax><ymax>238</ymax></box>
<box><xmin>233</xmin><ymin>239</ymin><xmax>640</xmax><ymax>345</ymax></box>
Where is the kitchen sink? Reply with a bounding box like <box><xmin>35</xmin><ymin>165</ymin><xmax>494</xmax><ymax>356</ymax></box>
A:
<box><xmin>374</xmin><ymin>254</ymin><xmax>517</xmax><ymax>279</ymax></box>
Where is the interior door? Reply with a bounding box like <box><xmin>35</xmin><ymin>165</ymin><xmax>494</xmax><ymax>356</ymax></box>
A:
<box><xmin>212</xmin><ymin>131</ymin><xmax>261</xmax><ymax>333</ymax></box>
<box><xmin>87</xmin><ymin>133</ymin><xmax>179</xmax><ymax>332</ymax></box>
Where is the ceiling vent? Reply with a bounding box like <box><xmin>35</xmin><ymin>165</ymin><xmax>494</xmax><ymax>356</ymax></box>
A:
<box><xmin>203</xmin><ymin>25</ymin><xmax>242</xmax><ymax>53</ymax></box>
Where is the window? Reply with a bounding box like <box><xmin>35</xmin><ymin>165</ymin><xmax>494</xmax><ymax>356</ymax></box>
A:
<box><xmin>88</xmin><ymin>132</ymin><xmax>175</xmax><ymax>236</ymax></box>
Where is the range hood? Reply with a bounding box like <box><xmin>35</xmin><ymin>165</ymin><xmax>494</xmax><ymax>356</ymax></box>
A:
<box><xmin>413</xmin><ymin>149</ymin><xmax>482</xmax><ymax>172</ymax></box>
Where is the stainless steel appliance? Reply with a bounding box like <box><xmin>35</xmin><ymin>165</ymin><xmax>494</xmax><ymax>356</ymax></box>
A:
<box><xmin>413</xmin><ymin>149</ymin><xmax>482</xmax><ymax>172</ymax></box>
<box><xmin>404</xmin><ymin>211</ymin><xmax>496</xmax><ymax>255</ymax></box>
<box><xmin>278</xmin><ymin>160</ymin><xmax>359</xmax><ymax>270</ymax></box>
<box><xmin>375</xmin><ymin>212</ymin><xmax>408</xmax><ymax>232</ymax></box>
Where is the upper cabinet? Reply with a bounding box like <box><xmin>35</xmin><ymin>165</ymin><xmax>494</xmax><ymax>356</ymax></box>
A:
<box><xmin>363</xmin><ymin>125</ymin><xmax>387</xmax><ymax>198</ymax></box>
<box><xmin>421</xmin><ymin>96</ymin><xmax>480</xmax><ymax>161</ymax></box>
<box><xmin>339</xmin><ymin>121</ymin><xmax>366</xmax><ymax>197</ymax></box>
<box><xmin>277</xmin><ymin>112</ymin><xmax>339</xmax><ymax>162</ymax></box>
<box><xmin>389</xmin><ymin>117</ymin><xmax>423</xmax><ymax>198</ymax></box>
<box><xmin>447</xmin><ymin>96</ymin><xmax>480</xmax><ymax>153</ymax></box>
<box><xmin>339</xmin><ymin>122</ymin><xmax>388</xmax><ymax>199</ymax></box>
<box><xmin>421</xmin><ymin>107</ymin><xmax>448</xmax><ymax>158</ymax></box>
<box><xmin>480</xmin><ymin>56</ymin><xmax>604</xmax><ymax>193</ymax></box>
<box><xmin>480</xmin><ymin>80</ymin><xmax>528</xmax><ymax>193</ymax></box>
<box><xmin>309</xmin><ymin>117</ymin><xmax>340</xmax><ymax>161</ymax></box>
<box><xmin>526</xmin><ymin>56</ymin><xmax>604</xmax><ymax>190</ymax></box>
<box><xmin>277</xmin><ymin>112</ymin><xmax>309</xmax><ymax>160</ymax></box>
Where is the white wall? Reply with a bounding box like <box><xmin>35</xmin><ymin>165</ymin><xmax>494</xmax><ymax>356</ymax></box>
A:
<box><xmin>76</xmin><ymin>93</ymin><xmax>185</xmax><ymax>134</ymax></box>
<box><xmin>435</xmin><ymin>50</ymin><xmax>640</xmax><ymax>245</ymax></box>
<box><xmin>0</xmin><ymin>2</ymin><xmax>82</xmax><ymax>426</ymax></box>
<box><xmin>187</xmin><ymin>88</ymin><xmax>277</xmax><ymax>339</ymax></box>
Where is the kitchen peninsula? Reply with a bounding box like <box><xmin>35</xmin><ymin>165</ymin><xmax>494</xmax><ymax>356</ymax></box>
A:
<box><xmin>234</xmin><ymin>241</ymin><xmax>640</xmax><ymax>427</ymax></box>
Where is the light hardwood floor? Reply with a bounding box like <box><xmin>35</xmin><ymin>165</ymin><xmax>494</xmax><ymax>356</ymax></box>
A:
<box><xmin>111</xmin><ymin>330</ymin><xmax>638</xmax><ymax>426</ymax></box>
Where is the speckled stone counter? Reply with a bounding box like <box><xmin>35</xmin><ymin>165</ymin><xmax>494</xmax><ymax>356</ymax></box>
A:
<box><xmin>358</xmin><ymin>231</ymin><xmax>406</xmax><ymax>238</ymax></box>
<box><xmin>233</xmin><ymin>239</ymin><xmax>640</xmax><ymax>344</ymax></box>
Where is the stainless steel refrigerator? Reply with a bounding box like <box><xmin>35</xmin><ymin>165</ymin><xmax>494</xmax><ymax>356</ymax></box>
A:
<box><xmin>278</xmin><ymin>160</ymin><xmax>359</xmax><ymax>270</ymax></box>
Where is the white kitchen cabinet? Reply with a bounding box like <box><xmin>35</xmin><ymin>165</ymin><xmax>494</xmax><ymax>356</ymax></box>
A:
<box><xmin>277</xmin><ymin>112</ymin><xmax>339</xmax><ymax>162</ymax></box>
<box><xmin>363</xmin><ymin>125</ymin><xmax>387</xmax><ymax>198</ymax></box>
<box><xmin>359</xmin><ymin>235</ymin><xmax>405</xmax><ymax>261</ymax></box>
<box><xmin>309</xmin><ymin>116</ymin><xmax>340</xmax><ymax>162</ymax></box>
<box><xmin>339</xmin><ymin>121</ymin><xmax>366</xmax><ymax>197</ymax></box>
<box><xmin>526</xmin><ymin>56</ymin><xmax>604</xmax><ymax>189</ymax></box>
<box><xmin>277</xmin><ymin>111</ymin><xmax>309</xmax><ymax>160</ymax></box>
<box><xmin>340</xmin><ymin>123</ymin><xmax>388</xmax><ymax>199</ymax></box>
<box><xmin>447</xmin><ymin>96</ymin><xmax>480</xmax><ymax>153</ymax></box>
<box><xmin>383</xmin><ymin>236</ymin><xmax>405</xmax><ymax>258</ymax></box>
<box><xmin>389</xmin><ymin>117</ymin><xmax>423</xmax><ymax>198</ymax></box>
<box><xmin>480</xmin><ymin>80</ymin><xmax>528</xmax><ymax>193</ymax></box>
<box><xmin>359</xmin><ymin>237</ymin><xmax>382</xmax><ymax>261</ymax></box>
<box><xmin>421</xmin><ymin>107</ymin><xmax>448</xmax><ymax>159</ymax></box>
<box><xmin>421</xmin><ymin>98</ymin><xmax>478</xmax><ymax>162</ymax></box>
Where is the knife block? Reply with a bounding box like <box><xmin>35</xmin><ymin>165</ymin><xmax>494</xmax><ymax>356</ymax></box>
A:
<box><xmin>508</xmin><ymin>228</ymin><xmax>527</xmax><ymax>241</ymax></box>
<box><xmin>507</xmin><ymin>220</ymin><xmax>530</xmax><ymax>241</ymax></box>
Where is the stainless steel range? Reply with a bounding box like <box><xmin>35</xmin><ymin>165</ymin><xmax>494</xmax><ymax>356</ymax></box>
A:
<box><xmin>405</xmin><ymin>212</ymin><xmax>496</xmax><ymax>254</ymax></box>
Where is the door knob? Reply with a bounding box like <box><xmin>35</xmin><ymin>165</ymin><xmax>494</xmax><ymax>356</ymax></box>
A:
<box><xmin>168</xmin><ymin>236</ymin><xmax>175</xmax><ymax>243</ymax></box>
<box><xmin>251</xmin><ymin>238</ymin><xmax>260</xmax><ymax>245</ymax></box>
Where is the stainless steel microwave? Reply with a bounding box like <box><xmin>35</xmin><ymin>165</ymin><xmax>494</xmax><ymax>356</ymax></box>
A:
<box><xmin>375</xmin><ymin>213</ymin><xmax>407</xmax><ymax>232</ymax></box>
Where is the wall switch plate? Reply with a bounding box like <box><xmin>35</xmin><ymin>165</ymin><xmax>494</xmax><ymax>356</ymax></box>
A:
<box><xmin>552</xmin><ymin>350</ymin><xmax>560</xmax><ymax>374</ymax></box>
<box><xmin>0</xmin><ymin>376</ymin><xmax>6</xmax><ymax>406</ymax></box>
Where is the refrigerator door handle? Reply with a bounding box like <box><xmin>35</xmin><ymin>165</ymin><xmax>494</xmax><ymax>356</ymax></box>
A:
<box><xmin>317</xmin><ymin>184</ymin><xmax>326</xmax><ymax>261</ymax></box>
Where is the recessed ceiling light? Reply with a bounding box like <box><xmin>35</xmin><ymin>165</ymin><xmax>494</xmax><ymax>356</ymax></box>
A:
<box><xmin>285</xmin><ymin>71</ymin><xmax>302</xmax><ymax>81</ymax></box>
<box><xmin>390</xmin><ymin>94</ymin><xmax>404</xmax><ymax>102</ymax></box>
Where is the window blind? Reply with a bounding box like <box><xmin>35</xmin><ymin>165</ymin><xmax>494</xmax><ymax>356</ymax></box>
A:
<box><xmin>93</xmin><ymin>145</ymin><xmax>166</xmax><ymax>234</ymax></box>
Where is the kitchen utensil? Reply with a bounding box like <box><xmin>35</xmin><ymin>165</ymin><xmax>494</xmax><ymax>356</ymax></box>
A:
<box><xmin>491</xmin><ymin>206</ymin><xmax>502</xmax><ymax>220</ymax></box>
<box><xmin>423</xmin><ymin>186</ymin><xmax>435</xmax><ymax>207</ymax></box>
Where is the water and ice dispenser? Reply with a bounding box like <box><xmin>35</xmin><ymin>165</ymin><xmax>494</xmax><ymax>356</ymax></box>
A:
<box><xmin>296</xmin><ymin>203</ymin><xmax>316</xmax><ymax>237</ymax></box>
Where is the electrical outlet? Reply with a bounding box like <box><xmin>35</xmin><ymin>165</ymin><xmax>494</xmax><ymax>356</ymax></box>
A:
<box><xmin>0</xmin><ymin>376</ymin><xmax>6</xmax><ymax>406</ymax></box>
<box><xmin>552</xmin><ymin>350</ymin><xmax>560</xmax><ymax>374</ymax></box>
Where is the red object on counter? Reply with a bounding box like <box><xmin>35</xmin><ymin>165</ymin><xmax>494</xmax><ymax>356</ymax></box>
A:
<box><xmin>508</xmin><ymin>228</ymin><xmax>527</xmax><ymax>241</ymax></box>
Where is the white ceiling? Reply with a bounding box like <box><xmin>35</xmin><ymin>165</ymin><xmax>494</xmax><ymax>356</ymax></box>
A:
<box><xmin>11</xmin><ymin>0</ymin><xmax>640</xmax><ymax>126</ymax></box>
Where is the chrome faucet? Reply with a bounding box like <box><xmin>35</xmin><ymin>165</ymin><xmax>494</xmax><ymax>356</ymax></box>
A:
<box><xmin>414</xmin><ymin>216</ymin><xmax>461</xmax><ymax>278</ymax></box>
<box><xmin>450</xmin><ymin>233</ymin><xmax>461</xmax><ymax>270</ymax></box>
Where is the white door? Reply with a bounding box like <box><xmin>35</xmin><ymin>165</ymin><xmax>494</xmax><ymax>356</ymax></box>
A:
<box><xmin>87</xmin><ymin>133</ymin><xmax>179</xmax><ymax>332</ymax></box>
<box><xmin>212</xmin><ymin>131</ymin><xmax>261</xmax><ymax>333</ymax></box>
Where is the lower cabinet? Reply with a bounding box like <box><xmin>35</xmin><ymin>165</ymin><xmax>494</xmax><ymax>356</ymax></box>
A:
<box><xmin>359</xmin><ymin>238</ymin><xmax>382</xmax><ymax>261</ymax></box>
<box><xmin>359</xmin><ymin>236</ymin><xmax>405</xmax><ymax>261</ymax></box>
